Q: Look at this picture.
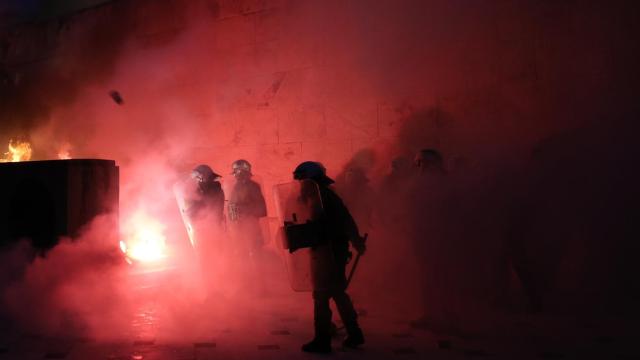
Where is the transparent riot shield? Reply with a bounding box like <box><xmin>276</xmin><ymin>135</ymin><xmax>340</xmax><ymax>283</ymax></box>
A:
<box><xmin>174</xmin><ymin>176</ymin><xmax>226</xmax><ymax>248</ymax></box>
<box><xmin>273</xmin><ymin>179</ymin><xmax>324</xmax><ymax>292</ymax></box>
<box><xmin>173</xmin><ymin>177</ymin><xmax>198</xmax><ymax>249</ymax></box>
<box><xmin>174</xmin><ymin>175</ymin><xmax>231</xmax><ymax>295</ymax></box>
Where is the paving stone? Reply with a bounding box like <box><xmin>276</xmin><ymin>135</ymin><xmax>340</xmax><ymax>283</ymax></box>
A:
<box><xmin>73</xmin><ymin>337</ymin><xmax>95</xmax><ymax>344</ymax></box>
<box><xmin>133</xmin><ymin>340</ymin><xmax>155</xmax><ymax>346</ymax></box>
<box><xmin>393</xmin><ymin>347</ymin><xmax>417</xmax><ymax>355</ymax></box>
<box><xmin>279</xmin><ymin>317</ymin><xmax>298</xmax><ymax>323</ymax></box>
<box><xmin>463</xmin><ymin>349</ymin><xmax>489</xmax><ymax>357</ymax></box>
<box><xmin>392</xmin><ymin>333</ymin><xmax>414</xmax><ymax>339</ymax></box>
<box><xmin>193</xmin><ymin>342</ymin><xmax>216</xmax><ymax>348</ymax></box>
<box><xmin>0</xmin><ymin>275</ymin><xmax>636</xmax><ymax>360</ymax></box>
<box><xmin>23</xmin><ymin>333</ymin><xmax>44</xmax><ymax>340</ymax></box>
<box><xmin>514</xmin><ymin>321</ymin><xmax>534</xmax><ymax>328</ymax></box>
<box><xmin>257</xmin><ymin>344</ymin><xmax>280</xmax><ymax>350</ymax></box>
<box><xmin>594</xmin><ymin>335</ymin><xmax>615</xmax><ymax>344</ymax></box>
<box><xmin>154</xmin><ymin>346</ymin><xmax>196</xmax><ymax>360</ymax></box>
<box><xmin>538</xmin><ymin>351</ymin><xmax>565</xmax><ymax>358</ymax></box>
<box><xmin>44</xmin><ymin>351</ymin><xmax>69</xmax><ymax>359</ymax></box>
<box><xmin>270</xmin><ymin>330</ymin><xmax>291</xmax><ymax>335</ymax></box>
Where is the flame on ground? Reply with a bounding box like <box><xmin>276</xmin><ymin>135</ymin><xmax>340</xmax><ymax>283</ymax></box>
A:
<box><xmin>57</xmin><ymin>143</ymin><xmax>72</xmax><ymax>159</ymax></box>
<box><xmin>120</xmin><ymin>210</ymin><xmax>168</xmax><ymax>263</ymax></box>
<box><xmin>0</xmin><ymin>140</ymin><xmax>32</xmax><ymax>162</ymax></box>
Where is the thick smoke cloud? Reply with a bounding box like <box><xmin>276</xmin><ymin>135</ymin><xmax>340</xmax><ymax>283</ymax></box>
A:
<box><xmin>0</xmin><ymin>215</ymin><xmax>131</xmax><ymax>338</ymax></box>
<box><xmin>1</xmin><ymin>0</ymin><xmax>639</xmax><ymax>339</ymax></box>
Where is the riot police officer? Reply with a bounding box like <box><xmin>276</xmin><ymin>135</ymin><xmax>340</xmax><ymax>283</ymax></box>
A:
<box><xmin>228</xmin><ymin>159</ymin><xmax>267</xmax><ymax>247</ymax></box>
<box><xmin>408</xmin><ymin>149</ymin><xmax>456</xmax><ymax>332</ymax></box>
<box><xmin>292</xmin><ymin>161</ymin><xmax>366</xmax><ymax>353</ymax></box>
<box><xmin>227</xmin><ymin>159</ymin><xmax>268</xmax><ymax>290</ymax></box>
<box><xmin>187</xmin><ymin>164</ymin><xmax>225</xmax><ymax>225</ymax></box>
<box><xmin>335</xmin><ymin>165</ymin><xmax>375</xmax><ymax>234</ymax></box>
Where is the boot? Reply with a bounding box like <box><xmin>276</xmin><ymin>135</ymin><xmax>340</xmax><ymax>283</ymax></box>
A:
<box><xmin>302</xmin><ymin>338</ymin><xmax>332</xmax><ymax>353</ymax></box>
<box><xmin>342</xmin><ymin>326</ymin><xmax>365</xmax><ymax>348</ymax></box>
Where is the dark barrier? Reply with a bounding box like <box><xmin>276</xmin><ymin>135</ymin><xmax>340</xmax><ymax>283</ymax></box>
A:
<box><xmin>0</xmin><ymin>159</ymin><xmax>119</xmax><ymax>252</ymax></box>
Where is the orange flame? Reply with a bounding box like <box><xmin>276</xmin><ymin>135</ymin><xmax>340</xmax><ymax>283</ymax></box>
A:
<box><xmin>1</xmin><ymin>140</ymin><xmax>32</xmax><ymax>162</ymax></box>
<box><xmin>120</xmin><ymin>210</ymin><xmax>168</xmax><ymax>263</ymax></box>
<box><xmin>57</xmin><ymin>142</ymin><xmax>72</xmax><ymax>160</ymax></box>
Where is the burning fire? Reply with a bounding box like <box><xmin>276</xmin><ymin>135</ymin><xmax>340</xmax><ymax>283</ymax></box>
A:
<box><xmin>120</xmin><ymin>210</ymin><xmax>168</xmax><ymax>263</ymax></box>
<box><xmin>1</xmin><ymin>140</ymin><xmax>32</xmax><ymax>162</ymax></box>
<box><xmin>57</xmin><ymin>142</ymin><xmax>72</xmax><ymax>159</ymax></box>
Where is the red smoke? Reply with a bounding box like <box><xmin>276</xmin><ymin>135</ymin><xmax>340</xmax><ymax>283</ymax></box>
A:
<box><xmin>0</xmin><ymin>0</ymin><xmax>639</xmax><ymax>340</ymax></box>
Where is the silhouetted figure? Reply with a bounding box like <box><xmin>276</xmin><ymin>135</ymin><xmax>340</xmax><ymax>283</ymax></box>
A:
<box><xmin>493</xmin><ymin>150</ymin><xmax>548</xmax><ymax>313</ymax></box>
<box><xmin>181</xmin><ymin>164</ymin><xmax>226</xmax><ymax>296</ymax></box>
<box><xmin>227</xmin><ymin>159</ymin><xmax>268</xmax><ymax>293</ymax></box>
<box><xmin>335</xmin><ymin>165</ymin><xmax>375</xmax><ymax>233</ymax></box>
<box><xmin>293</xmin><ymin>161</ymin><xmax>366</xmax><ymax>353</ymax></box>
<box><xmin>499</xmin><ymin>208</ymin><xmax>543</xmax><ymax>313</ymax></box>
<box><xmin>187</xmin><ymin>164</ymin><xmax>225</xmax><ymax>225</ymax></box>
<box><xmin>370</xmin><ymin>155</ymin><xmax>417</xmax><ymax>302</ymax></box>
<box><xmin>378</xmin><ymin>155</ymin><xmax>413</xmax><ymax>229</ymax></box>
<box><xmin>408</xmin><ymin>149</ymin><xmax>457</xmax><ymax>332</ymax></box>
<box><xmin>228</xmin><ymin>159</ymin><xmax>267</xmax><ymax>255</ymax></box>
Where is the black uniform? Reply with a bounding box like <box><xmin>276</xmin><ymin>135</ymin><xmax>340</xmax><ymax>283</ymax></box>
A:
<box><xmin>228</xmin><ymin>179</ymin><xmax>267</xmax><ymax>254</ymax></box>
<box><xmin>187</xmin><ymin>179</ymin><xmax>225</xmax><ymax>225</ymax></box>
<box><xmin>310</xmin><ymin>185</ymin><xmax>362</xmax><ymax>343</ymax></box>
<box><xmin>229</xmin><ymin>180</ymin><xmax>266</xmax><ymax>219</ymax></box>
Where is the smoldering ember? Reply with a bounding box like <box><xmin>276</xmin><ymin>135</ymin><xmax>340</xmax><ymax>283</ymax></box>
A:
<box><xmin>0</xmin><ymin>0</ymin><xmax>638</xmax><ymax>359</ymax></box>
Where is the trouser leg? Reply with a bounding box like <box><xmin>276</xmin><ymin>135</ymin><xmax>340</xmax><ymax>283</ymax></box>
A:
<box><xmin>333</xmin><ymin>290</ymin><xmax>360</xmax><ymax>334</ymax></box>
<box><xmin>312</xmin><ymin>291</ymin><xmax>332</xmax><ymax>341</ymax></box>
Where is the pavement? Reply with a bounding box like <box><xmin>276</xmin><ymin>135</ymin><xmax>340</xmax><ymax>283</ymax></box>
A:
<box><xmin>0</xmin><ymin>263</ymin><xmax>638</xmax><ymax>359</ymax></box>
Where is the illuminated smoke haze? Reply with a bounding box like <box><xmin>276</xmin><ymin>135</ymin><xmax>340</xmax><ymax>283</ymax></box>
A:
<box><xmin>0</xmin><ymin>0</ymin><xmax>639</xmax><ymax>340</ymax></box>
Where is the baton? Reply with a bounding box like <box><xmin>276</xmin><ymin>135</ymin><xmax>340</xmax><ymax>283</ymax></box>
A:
<box><xmin>346</xmin><ymin>233</ymin><xmax>367</xmax><ymax>287</ymax></box>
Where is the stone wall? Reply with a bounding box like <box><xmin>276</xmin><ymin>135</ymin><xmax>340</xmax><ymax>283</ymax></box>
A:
<box><xmin>0</xmin><ymin>0</ymin><xmax>637</xmax><ymax>209</ymax></box>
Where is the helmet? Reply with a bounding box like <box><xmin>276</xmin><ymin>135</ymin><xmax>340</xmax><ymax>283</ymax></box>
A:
<box><xmin>231</xmin><ymin>159</ymin><xmax>252</xmax><ymax>175</ymax></box>
<box><xmin>191</xmin><ymin>164</ymin><xmax>221</xmax><ymax>182</ymax></box>
<box><xmin>293</xmin><ymin>161</ymin><xmax>334</xmax><ymax>184</ymax></box>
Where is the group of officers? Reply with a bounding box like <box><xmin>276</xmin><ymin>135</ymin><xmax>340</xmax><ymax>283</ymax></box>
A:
<box><xmin>182</xmin><ymin>148</ymin><xmax>545</xmax><ymax>352</ymax></box>
<box><xmin>182</xmin><ymin>159</ymin><xmax>366</xmax><ymax>353</ymax></box>
<box><xmin>186</xmin><ymin>160</ymin><xmax>267</xmax><ymax>258</ymax></box>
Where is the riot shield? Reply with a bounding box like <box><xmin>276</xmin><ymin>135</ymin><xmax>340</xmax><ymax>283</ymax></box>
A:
<box><xmin>173</xmin><ymin>176</ymin><xmax>225</xmax><ymax>247</ymax></box>
<box><xmin>173</xmin><ymin>177</ymin><xmax>198</xmax><ymax>249</ymax></box>
<box><xmin>273</xmin><ymin>180</ymin><xmax>324</xmax><ymax>292</ymax></box>
<box><xmin>174</xmin><ymin>175</ymin><xmax>231</xmax><ymax>295</ymax></box>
